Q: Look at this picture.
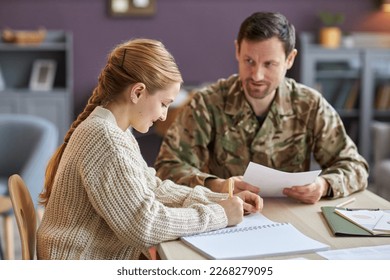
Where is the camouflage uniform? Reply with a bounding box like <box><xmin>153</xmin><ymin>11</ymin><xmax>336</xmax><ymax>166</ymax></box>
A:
<box><xmin>155</xmin><ymin>74</ymin><xmax>368</xmax><ymax>199</ymax></box>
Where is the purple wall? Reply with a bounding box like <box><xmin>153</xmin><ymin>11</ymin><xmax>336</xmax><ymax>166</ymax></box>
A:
<box><xmin>0</xmin><ymin>0</ymin><xmax>388</xmax><ymax>115</ymax></box>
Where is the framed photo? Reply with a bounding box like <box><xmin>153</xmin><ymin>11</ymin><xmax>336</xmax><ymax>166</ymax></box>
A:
<box><xmin>108</xmin><ymin>0</ymin><xmax>156</xmax><ymax>17</ymax></box>
<box><xmin>29</xmin><ymin>59</ymin><xmax>56</xmax><ymax>91</ymax></box>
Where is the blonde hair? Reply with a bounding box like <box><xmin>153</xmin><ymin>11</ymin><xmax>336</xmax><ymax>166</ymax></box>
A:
<box><xmin>39</xmin><ymin>38</ymin><xmax>183</xmax><ymax>206</ymax></box>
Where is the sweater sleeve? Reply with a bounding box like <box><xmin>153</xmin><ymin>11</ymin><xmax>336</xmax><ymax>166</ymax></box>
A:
<box><xmin>147</xmin><ymin>167</ymin><xmax>229</xmax><ymax>207</ymax></box>
<box><xmin>81</xmin><ymin>139</ymin><xmax>228</xmax><ymax>249</ymax></box>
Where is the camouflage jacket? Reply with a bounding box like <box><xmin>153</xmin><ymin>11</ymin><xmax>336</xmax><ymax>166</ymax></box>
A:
<box><xmin>155</xmin><ymin>75</ymin><xmax>369</xmax><ymax>198</ymax></box>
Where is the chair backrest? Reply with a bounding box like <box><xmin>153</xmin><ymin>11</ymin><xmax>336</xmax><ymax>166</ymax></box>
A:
<box><xmin>371</xmin><ymin>121</ymin><xmax>390</xmax><ymax>164</ymax></box>
<box><xmin>8</xmin><ymin>174</ymin><xmax>37</xmax><ymax>260</ymax></box>
<box><xmin>0</xmin><ymin>114</ymin><xmax>58</xmax><ymax>207</ymax></box>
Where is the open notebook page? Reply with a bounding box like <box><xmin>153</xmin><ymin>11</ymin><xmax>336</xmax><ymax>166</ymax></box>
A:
<box><xmin>181</xmin><ymin>213</ymin><xmax>329</xmax><ymax>259</ymax></box>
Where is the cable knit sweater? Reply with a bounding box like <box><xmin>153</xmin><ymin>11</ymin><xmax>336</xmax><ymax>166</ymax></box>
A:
<box><xmin>36</xmin><ymin>106</ymin><xmax>228</xmax><ymax>260</ymax></box>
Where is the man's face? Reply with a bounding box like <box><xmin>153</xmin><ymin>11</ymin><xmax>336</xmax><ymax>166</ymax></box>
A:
<box><xmin>235</xmin><ymin>37</ymin><xmax>297</xmax><ymax>102</ymax></box>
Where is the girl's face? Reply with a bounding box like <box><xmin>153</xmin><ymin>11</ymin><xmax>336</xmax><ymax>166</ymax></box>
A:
<box><xmin>132</xmin><ymin>82</ymin><xmax>181</xmax><ymax>133</ymax></box>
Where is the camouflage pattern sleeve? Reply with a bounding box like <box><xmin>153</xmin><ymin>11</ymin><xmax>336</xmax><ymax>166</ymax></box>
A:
<box><xmin>154</xmin><ymin>87</ymin><xmax>218</xmax><ymax>187</ymax></box>
<box><xmin>308</xmin><ymin>85</ymin><xmax>369</xmax><ymax>198</ymax></box>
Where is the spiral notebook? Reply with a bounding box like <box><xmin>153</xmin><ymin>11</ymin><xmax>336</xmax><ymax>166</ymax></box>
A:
<box><xmin>181</xmin><ymin>213</ymin><xmax>329</xmax><ymax>259</ymax></box>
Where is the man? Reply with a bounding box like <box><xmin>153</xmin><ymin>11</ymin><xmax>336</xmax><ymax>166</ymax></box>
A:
<box><xmin>155</xmin><ymin>12</ymin><xmax>368</xmax><ymax>204</ymax></box>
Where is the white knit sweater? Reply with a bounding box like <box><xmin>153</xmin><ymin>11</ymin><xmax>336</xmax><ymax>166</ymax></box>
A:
<box><xmin>37</xmin><ymin>106</ymin><xmax>228</xmax><ymax>259</ymax></box>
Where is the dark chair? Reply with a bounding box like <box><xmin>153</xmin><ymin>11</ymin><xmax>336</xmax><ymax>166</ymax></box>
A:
<box><xmin>0</xmin><ymin>114</ymin><xmax>58</xmax><ymax>259</ymax></box>
<box><xmin>371</xmin><ymin>121</ymin><xmax>390</xmax><ymax>199</ymax></box>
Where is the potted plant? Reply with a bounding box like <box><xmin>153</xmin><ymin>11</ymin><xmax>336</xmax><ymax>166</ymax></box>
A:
<box><xmin>318</xmin><ymin>11</ymin><xmax>345</xmax><ymax>48</ymax></box>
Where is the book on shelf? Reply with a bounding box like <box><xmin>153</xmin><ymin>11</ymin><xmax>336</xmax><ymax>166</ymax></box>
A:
<box><xmin>332</xmin><ymin>80</ymin><xmax>355</xmax><ymax>110</ymax></box>
<box><xmin>331</xmin><ymin>79</ymin><xmax>360</xmax><ymax>110</ymax></box>
<box><xmin>343</xmin><ymin>80</ymin><xmax>360</xmax><ymax>110</ymax></box>
<box><xmin>180</xmin><ymin>213</ymin><xmax>329</xmax><ymax>260</ymax></box>
<box><xmin>318</xmin><ymin>79</ymin><xmax>359</xmax><ymax>111</ymax></box>
<box><xmin>321</xmin><ymin>206</ymin><xmax>390</xmax><ymax>237</ymax></box>
<box><xmin>375</xmin><ymin>84</ymin><xmax>390</xmax><ymax>110</ymax></box>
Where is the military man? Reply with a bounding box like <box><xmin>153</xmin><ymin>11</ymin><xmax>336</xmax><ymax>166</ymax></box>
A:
<box><xmin>155</xmin><ymin>12</ymin><xmax>368</xmax><ymax>204</ymax></box>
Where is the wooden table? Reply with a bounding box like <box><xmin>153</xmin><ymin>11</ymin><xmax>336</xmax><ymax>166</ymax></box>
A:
<box><xmin>157</xmin><ymin>190</ymin><xmax>390</xmax><ymax>260</ymax></box>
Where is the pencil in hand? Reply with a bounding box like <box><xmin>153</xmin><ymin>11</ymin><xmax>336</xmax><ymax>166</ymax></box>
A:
<box><xmin>228</xmin><ymin>178</ymin><xmax>234</xmax><ymax>198</ymax></box>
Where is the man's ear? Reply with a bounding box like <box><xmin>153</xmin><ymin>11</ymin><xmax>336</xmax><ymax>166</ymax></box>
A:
<box><xmin>286</xmin><ymin>49</ymin><xmax>298</xmax><ymax>70</ymax></box>
<box><xmin>130</xmin><ymin>83</ymin><xmax>146</xmax><ymax>103</ymax></box>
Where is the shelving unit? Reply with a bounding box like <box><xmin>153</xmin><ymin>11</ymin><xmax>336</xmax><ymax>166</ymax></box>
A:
<box><xmin>0</xmin><ymin>30</ymin><xmax>73</xmax><ymax>144</ymax></box>
<box><xmin>299</xmin><ymin>32</ymin><xmax>390</xmax><ymax>162</ymax></box>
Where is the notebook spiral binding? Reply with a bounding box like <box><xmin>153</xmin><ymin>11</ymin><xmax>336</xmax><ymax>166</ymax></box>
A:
<box><xmin>190</xmin><ymin>222</ymin><xmax>288</xmax><ymax>237</ymax></box>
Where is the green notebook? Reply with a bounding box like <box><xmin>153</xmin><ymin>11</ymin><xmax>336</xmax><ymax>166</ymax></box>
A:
<box><xmin>321</xmin><ymin>206</ymin><xmax>390</xmax><ymax>237</ymax></box>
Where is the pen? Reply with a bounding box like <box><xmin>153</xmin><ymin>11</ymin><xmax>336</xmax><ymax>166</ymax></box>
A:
<box><xmin>346</xmin><ymin>208</ymin><xmax>380</xmax><ymax>211</ymax></box>
<box><xmin>335</xmin><ymin>197</ymin><xmax>356</xmax><ymax>208</ymax></box>
<box><xmin>228</xmin><ymin>178</ymin><xmax>234</xmax><ymax>198</ymax></box>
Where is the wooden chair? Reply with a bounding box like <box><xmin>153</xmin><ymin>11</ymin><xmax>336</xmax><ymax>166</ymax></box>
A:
<box><xmin>8</xmin><ymin>174</ymin><xmax>37</xmax><ymax>260</ymax></box>
<box><xmin>7</xmin><ymin>174</ymin><xmax>159</xmax><ymax>260</ymax></box>
<box><xmin>0</xmin><ymin>195</ymin><xmax>12</xmax><ymax>259</ymax></box>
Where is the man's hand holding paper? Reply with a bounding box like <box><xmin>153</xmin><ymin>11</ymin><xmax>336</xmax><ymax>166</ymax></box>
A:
<box><xmin>282</xmin><ymin>176</ymin><xmax>330</xmax><ymax>204</ymax></box>
<box><xmin>243</xmin><ymin>162</ymin><xmax>323</xmax><ymax>204</ymax></box>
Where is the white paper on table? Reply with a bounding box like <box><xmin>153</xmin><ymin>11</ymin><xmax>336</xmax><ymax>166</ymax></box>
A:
<box><xmin>335</xmin><ymin>208</ymin><xmax>384</xmax><ymax>233</ymax></box>
<box><xmin>317</xmin><ymin>244</ymin><xmax>390</xmax><ymax>260</ymax></box>
<box><xmin>374</xmin><ymin>212</ymin><xmax>390</xmax><ymax>232</ymax></box>
<box><xmin>243</xmin><ymin>162</ymin><xmax>321</xmax><ymax>197</ymax></box>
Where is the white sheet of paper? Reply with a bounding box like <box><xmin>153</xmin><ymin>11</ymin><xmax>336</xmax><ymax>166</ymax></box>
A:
<box><xmin>243</xmin><ymin>162</ymin><xmax>321</xmax><ymax>197</ymax></box>
<box><xmin>374</xmin><ymin>212</ymin><xmax>390</xmax><ymax>232</ymax></box>
<box><xmin>317</xmin><ymin>244</ymin><xmax>390</xmax><ymax>260</ymax></box>
<box><xmin>335</xmin><ymin>208</ymin><xmax>384</xmax><ymax>233</ymax></box>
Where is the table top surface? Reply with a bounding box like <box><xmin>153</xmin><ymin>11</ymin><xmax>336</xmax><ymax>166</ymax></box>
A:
<box><xmin>157</xmin><ymin>190</ymin><xmax>390</xmax><ymax>260</ymax></box>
